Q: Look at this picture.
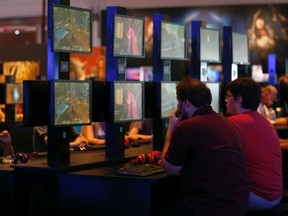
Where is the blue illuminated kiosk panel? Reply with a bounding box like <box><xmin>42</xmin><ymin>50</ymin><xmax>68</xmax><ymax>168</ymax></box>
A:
<box><xmin>106</xmin><ymin>6</ymin><xmax>128</xmax><ymax>158</ymax></box>
<box><xmin>46</xmin><ymin>0</ymin><xmax>82</xmax><ymax>167</ymax></box>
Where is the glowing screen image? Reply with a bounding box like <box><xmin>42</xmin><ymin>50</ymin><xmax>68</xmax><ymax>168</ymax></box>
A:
<box><xmin>54</xmin><ymin>81</ymin><xmax>91</xmax><ymax>126</ymax></box>
<box><xmin>205</xmin><ymin>82</ymin><xmax>220</xmax><ymax>113</ymax></box>
<box><xmin>53</xmin><ymin>4</ymin><xmax>92</xmax><ymax>53</ymax></box>
<box><xmin>6</xmin><ymin>83</ymin><xmax>23</xmax><ymax>104</ymax></box>
<box><xmin>113</xmin><ymin>82</ymin><xmax>143</xmax><ymax>122</ymax></box>
<box><xmin>207</xmin><ymin>64</ymin><xmax>222</xmax><ymax>82</ymax></box>
<box><xmin>113</xmin><ymin>14</ymin><xmax>145</xmax><ymax>58</ymax></box>
<box><xmin>160</xmin><ymin>21</ymin><xmax>186</xmax><ymax>60</ymax></box>
<box><xmin>232</xmin><ymin>32</ymin><xmax>250</xmax><ymax>65</ymax></box>
<box><xmin>200</xmin><ymin>28</ymin><xmax>221</xmax><ymax>62</ymax></box>
<box><xmin>161</xmin><ymin>82</ymin><xmax>178</xmax><ymax>119</ymax></box>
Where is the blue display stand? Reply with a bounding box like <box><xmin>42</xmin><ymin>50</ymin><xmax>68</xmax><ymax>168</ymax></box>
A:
<box><xmin>189</xmin><ymin>20</ymin><xmax>206</xmax><ymax>80</ymax></box>
<box><xmin>223</xmin><ymin>26</ymin><xmax>234</xmax><ymax>85</ymax></box>
<box><xmin>105</xmin><ymin>6</ymin><xmax>127</xmax><ymax>158</ymax></box>
<box><xmin>47</xmin><ymin>0</ymin><xmax>70</xmax><ymax>167</ymax></box>
<box><xmin>152</xmin><ymin>14</ymin><xmax>171</xmax><ymax>151</ymax></box>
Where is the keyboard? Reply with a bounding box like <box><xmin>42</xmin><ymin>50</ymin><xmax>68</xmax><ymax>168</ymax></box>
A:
<box><xmin>115</xmin><ymin>163</ymin><xmax>164</xmax><ymax>177</ymax></box>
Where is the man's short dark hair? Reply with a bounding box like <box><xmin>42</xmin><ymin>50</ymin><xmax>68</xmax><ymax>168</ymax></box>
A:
<box><xmin>176</xmin><ymin>77</ymin><xmax>212</xmax><ymax>107</ymax></box>
<box><xmin>226</xmin><ymin>77</ymin><xmax>261</xmax><ymax>111</ymax></box>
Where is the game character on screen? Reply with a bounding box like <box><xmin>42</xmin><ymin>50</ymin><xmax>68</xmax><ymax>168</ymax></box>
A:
<box><xmin>126</xmin><ymin>20</ymin><xmax>139</xmax><ymax>55</ymax></box>
<box><xmin>161</xmin><ymin>77</ymin><xmax>249</xmax><ymax>216</ymax></box>
<box><xmin>124</xmin><ymin>85</ymin><xmax>139</xmax><ymax>119</ymax></box>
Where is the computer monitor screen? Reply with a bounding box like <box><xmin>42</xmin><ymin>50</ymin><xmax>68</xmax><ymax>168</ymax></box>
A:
<box><xmin>23</xmin><ymin>80</ymin><xmax>49</xmax><ymax>126</ymax></box>
<box><xmin>6</xmin><ymin>83</ymin><xmax>23</xmax><ymax>104</ymax></box>
<box><xmin>161</xmin><ymin>82</ymin><xmax>178</xmax><ymax>119</ymax></box>
<box><xmin>52</xmin><ymin>4</ymin><xmax>92</xmax><ymax>53</ymax></box>
<box><xmin>113</xmin><ymin>14</ymin><xmax>145</xmax><ymax>58</ymax></box>
<box><xmin>160</xmin><ymin>21</ymin><xmax>186</xmax><ymax>60</ymax></box>
<box><xmin>52</xmin><ymin>80</ymin><xmax>92</xmax><ymax>126</ymax></box>
<box><xmin>205</xmin><ymin>82</ymin><xmax>221</xmax><ymax>113</ymax></box>
<box><xmin>200</xmin><ymin>28</ymin><xmax>221</xmax><ymax>63</ymax></box>
<box><xmin>112</xmin><ymin>81</ymin><xmax>144</xmax><ymax>123</ymax></box>
<box><xmin>232</xmin><ymin>32</ymin><xmax>250</xmax><ymax>65</ymax></box>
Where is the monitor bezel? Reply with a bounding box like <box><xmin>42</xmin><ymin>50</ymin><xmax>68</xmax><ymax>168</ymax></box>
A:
<box><xmin>51</xmin><ymin>80</ymin><xmax>92</xmax><ymax>127</ymax></box>
<box><xmin>111</xmin><ymin>80</ymin><xmax>144</xmax><ymax>123</ymax></box>
<box><xmin>232</xmin><ymin>32</ymin><xmax>250</xmax><ymax>65</ymax></box>
<box><xmin>52</xmin><ymin>3</ymin><xmax>93</xmax><ymax>54</ymax></box>
<box><xmin>160</xmin><ymin>21</ymin><xmax>187</xmax><ymax>61</ymax></box>
<box><xmin>199</xmin><ymin>27</ymin><xmax>221</xmax><ymax>63</ymax></box>
<box><xmin>112</xmin><ymin>14</ymin><xmax>145</xmax><ymax>58</ymax></box>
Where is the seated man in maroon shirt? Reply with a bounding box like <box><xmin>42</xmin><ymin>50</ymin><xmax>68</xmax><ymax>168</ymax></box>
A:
<box><xmin>161</xmin><ymin>77</ymin><xmax>250</xmax><ymax>216</ymax></box>
<box><xmin>225</xmin><ymin>77</ymin><xmax>283</xmax><ymax>211</ymax></box>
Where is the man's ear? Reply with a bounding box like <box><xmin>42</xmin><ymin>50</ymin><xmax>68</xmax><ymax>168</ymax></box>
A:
<box><xmin>184</xmin><ymin>100</ymin><xmax>190</xmax><ymax>107</ymax></box>
<box><xmin>237</xmin><ymin>96</ymin><xmax>243</xmax><ymax>103</ymax></box>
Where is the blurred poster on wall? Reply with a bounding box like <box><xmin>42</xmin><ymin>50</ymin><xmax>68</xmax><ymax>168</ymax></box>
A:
<box><xmin>70</xmin><ymin>46</ymin><xmax>106</xmax><ymax>81</ymax></box>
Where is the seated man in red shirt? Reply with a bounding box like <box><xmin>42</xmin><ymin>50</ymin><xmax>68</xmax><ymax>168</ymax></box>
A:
<box><xmin>161</xmin><ymin>77</ymin><xmax>250</xmax><ymax>216</ymax></box>
<box><xmin>225</xmin><ymin>77</ymin><xmax>283</xmax><ymax>211</ymax></box>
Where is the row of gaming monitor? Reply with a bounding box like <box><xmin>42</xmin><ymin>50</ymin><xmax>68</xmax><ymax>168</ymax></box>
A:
<box><xmin>52</xmin><ymin>4</ymin><xmax>250</xmax><ymax>65</ymax></box>
<box><xmin>22</xmin><ymin>80</ymin><xmax>221</xmax><ymax>127</ymax></box>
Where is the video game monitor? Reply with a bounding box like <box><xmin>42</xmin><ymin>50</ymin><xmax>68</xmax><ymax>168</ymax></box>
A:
<box><xmin>52</xmin><ymin>4</ymin><xmax>92</xmax><ymax>53</ymax></box>
<box><xmin>232</xmin><ymin>32</ymin><xmax>250</xmax><ymax>65</ymax></box>
<box><xmin>113</xmin><ymin>14</ymin><xmax>145</xmax><ymax>58</ymax></box>
<box><xmin>160</xmin><ymin>81</ymin><xmax>178</xmax><ymax>119</ymax></box>
<box><xmin>160</xmin><ymin>21</ymin><xmax>187</xmax><ymax>60</ymax></box>
<box><xmin>51</xmin><ymin>80</ymin><xmax>92</xmax><ymax>126</ymax></box>
<box><xmin>204</xmin><ymin>82</ymin><xmax>221</xmax><ymax>113</ymax></box>
<box><xmin>111</xmin><ymin>81</ymin><xmax>144</xmax><ymax>123</ymax></box>
<box><xmin>200</xmin><ymin>27</ymin><xmax>221</xmax><ymax>63</ymax></box>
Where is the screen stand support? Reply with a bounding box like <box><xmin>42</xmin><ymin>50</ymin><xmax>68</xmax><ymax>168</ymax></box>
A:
<box><xmin>163</xmin><ymin>60</ymin><xmax>171</xmax><ymax>82</ymax></box>
<box><xmin>117</xmin><ymin>57</ymin><xmax>126</xmax><ymax>81</ymax></box>
<box><xmin>47</xmin><ymin>126</ymin><xmax>70</xmax><ymax>167</ymax></box>
<box><xmin>105</xmin><ymin>123</ymin><xmax>126</xmax><ymax>158</ymax></box>
<box><xmin>200</xmin><ymin>61</ymin><xmax>208</xmax><ymax>82</ymax></box>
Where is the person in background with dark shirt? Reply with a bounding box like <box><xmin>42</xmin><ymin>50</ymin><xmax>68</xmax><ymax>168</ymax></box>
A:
<box><xmin>161</xmin><ymin>77</ymin><xmax>249</xmax><ymax>216</ymax></box>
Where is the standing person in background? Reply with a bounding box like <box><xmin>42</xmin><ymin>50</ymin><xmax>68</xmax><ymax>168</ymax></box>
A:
<box><xmin>161</xmin><ymin>77</ymin><xmax>249</xmax><ymax>216</ymax></box>
<box><xmin>257</xmin><ymin>84</ymin><xmax>287</xmax><ymax>125</ymax></box>
<box><xmin>225</xmin><ymin>77</ymin><xmax>283</xmax><ymax>211</ymax></box>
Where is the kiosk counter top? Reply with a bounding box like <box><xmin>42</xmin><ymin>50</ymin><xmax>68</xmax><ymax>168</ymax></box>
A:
<box><xmin>58</xmin><ymin>162</ymin><xmax>180</xmax><ymax>216</ymax></box>
<box><xmin>10</xmin><ymin>143</ymin><xmax>154</xmax><ymax>172</ymax></box>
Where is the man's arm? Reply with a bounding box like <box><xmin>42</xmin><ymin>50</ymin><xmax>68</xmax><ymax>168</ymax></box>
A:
<box><xmin>161</xmin><ymin>111</ymin><xmax>183</xmax><ymax>175</ymax></box>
